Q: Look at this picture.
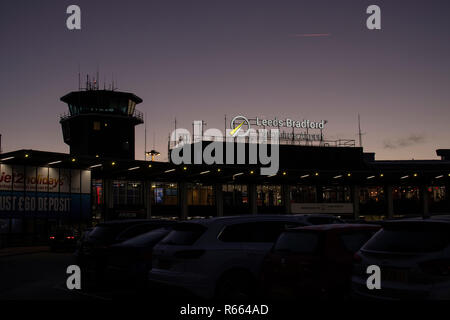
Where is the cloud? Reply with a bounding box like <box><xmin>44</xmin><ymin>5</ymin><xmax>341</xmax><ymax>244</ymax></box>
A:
<box><xmin>290</xmin><ymin>33</ymin><xmax>331</xmax><ymax>38</ymax></box>
<box><xmin>383</xmin><ymin>134</ymin><xmax>426</xmax><ymax>149</ymax></box>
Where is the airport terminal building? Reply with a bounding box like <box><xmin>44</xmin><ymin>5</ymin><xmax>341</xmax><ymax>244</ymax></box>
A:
<box><xmin>1</xmin><ymin>87</ymin><xmax>450</xmax><ymax>246</ymax></box>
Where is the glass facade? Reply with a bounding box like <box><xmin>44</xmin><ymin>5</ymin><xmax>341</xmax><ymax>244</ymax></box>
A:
<box><xmin>223</xmin><ymin>184</ymin><xmax>248</xmax><ymax>207</ymax></box>
<box><xmin>257</xmin><ymin>185</ymin><xmax>283</xmax><ymax>207</ymax></box>
<box><xmin>291</xmin><ymin>185</ymin><xmax>317</xmax><ymax>203</ymax></box>
<box><xmin>187</xmin><ymin>184</ymin><xmax>215</xmax><ymax>206</ymax></box>
<box><xmin>321</xmin><ymin>186</ymin><xmax>351</xmax><ymax>203</ymax></box>
<box><xmin>152</xmin><ymin>183</ymin><xmax>178</xmax><ymax>205</ymax></box>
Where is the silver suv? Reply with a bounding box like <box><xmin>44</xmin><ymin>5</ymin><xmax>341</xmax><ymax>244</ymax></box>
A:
<box><xmin>148</xmin><ymin>214</ymin><xmax>342</xmax><ymax>299</ymax></box>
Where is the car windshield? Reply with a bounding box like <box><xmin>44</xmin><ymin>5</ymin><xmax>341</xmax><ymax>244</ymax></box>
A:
<box><xmin>160</xmin><ymin>223</ymin><xmax>206</xmax><ymax>246</ymax></box>
<box><xmin>273</xmin><ymin>231</ymin><xmax>320</xmax><ymax>254</ymax></box>
<box><xmin>119</xmin><ymin>228</ymin><xmax>172</xmax><ymax>247</ymax></box>
<box><xmin>88</xmin><ymin>225</ymin><xmax>123</xmax><ymax>242</ymax></box>
<box><xmin>363</xmin><ymin>222</ymin><xmax>450</xmax><ymax>253</ymax></box>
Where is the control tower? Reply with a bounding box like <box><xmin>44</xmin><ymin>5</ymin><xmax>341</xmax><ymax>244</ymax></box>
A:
<box><xmin>60</xmin><ymin>83</ymin><xmax>144</xmax><ymax>160</ymax></box>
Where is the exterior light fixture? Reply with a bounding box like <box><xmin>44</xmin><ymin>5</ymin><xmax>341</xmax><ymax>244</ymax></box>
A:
<box><xmin>164</xmin><ymin>169</ymin><xmax>176</xmax><ymax>173</ymax></box>
<box><xmin>89</xmin><ymin>164</ymin><xmax>102</xmax><ymax>169</ymax></box>
<box><xmin>250</xmin><ymin>170</ymin><xmax>254</xmax><ymax>174</ymax></box>
<box><xmin>333</xmin><ymin>175</ymin><xmax>343</xmax><ymax>179</ymax></box>
<box><xmin>366</xmin><ymin>175</ymin><xmax>375</xmax><ymax>180</ymax></box>
<box><xmin>347</xmin><ymin>173</ymin><xmax>351</xmax><ymax>177</ymax></box>
<box><xmin>300</xmin><ymin>174</ymin><xmax>309</xmax><ymax>179</ymax></box>
<box><xmin>0</xmin><ymin>156</ymin><xmax>14</xmax><ymax>161</ymax></box>
<box><xmin>217</xmin><ymin>168</ymin><xmax>221</xmax><ymax>172</ymax></box>
<box><xmin>233</xmin><ymin>172</ymin><xmax>244</xmax><ymax>179</ymax></box>
<box><xmin>111</xmin><ymin>161</ymin><xmax>116</xmax><ymax>166</ymax></box>
<box><xmin>128</xmin><ymin>166</ymin><xmax>140</xmax><ymax>171</ymax></box>
<box><xmin>95</xmin><ymin>154</ymin><xmax>100</xmax><ymax>158</ymax></box>
<box><xmin>413</xmin><ymin>173</ymin><xmax>418</xmax><ymax>177</ymax></box>
<box><xmin>48</xmin><ymin>160</ymin><xmax>62</xmax><ymax>165</ymax></box>
<box><xmin>71</xmin><ymin>158</ymin><xmax>76</xmax><ymax>162</ymax></box>
<box><xmin>435</xmin><ymin>175</ymin><xmax>444</xmax><ymax>179</ymax></box>
<box><xmin>315</xmin><ymin>172</ymin><xmax>319</xmax><ymax>176</ymax></box>
<box><xmin>380</xmin><ymin>173</ymin><xmax>384</xmax><ymax>177</ymax></box>
<box><xmin>282</xmin><ymin>171</ymin><xmax>287</xmax><ymax>176</ymax></box>
<box><xmin>25</xmin><ymin>154</ymin><xmax>29</xmax><ymax>158</ymax></box>
<box><xmin>200</xmin><ymin>170</ymin><xmax>210</xmax><ymax>175</ymax></box>
<box><xmin>148</xmin><ymin>164</ymin><xmax>152</xmax><ymax>168</ymax></box>
<box><xmin>400</xmin><ymin>175</ymin><xmax>409</xmax><ymax>179</ymax></box>
<box><xmin>183</xmin><ymin>166</ymin><xmax>187</xmax><ymax>171</ymax></box>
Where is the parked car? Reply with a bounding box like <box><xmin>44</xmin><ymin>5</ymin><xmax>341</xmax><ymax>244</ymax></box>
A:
<box><xmin>352</xmin><ymin>218</ymin><xmax>450</xmax><ymax>300</ymax></box>
<box><xmin>149</xmin><ymin>214</ymin><xmax>343</xmax><ymax>300</ymax></box>
<box><xmin>49</xmin><ymin>229</ymin><xmax>79</xmax><ymax>252</ymax></box>
<box><xmin>76</xmin><ymin>219</ymin><xmax>175</xmax><ymax>284</ymax></box>
<box><xmin>105</xmin><ymin>226</ymin><xmax>173</xmax><ymax>289</ymax></box>
<box><xmin>260</xmin><ymin>224</ymin><xmax>380</xmax><ymax>300</ymax></box>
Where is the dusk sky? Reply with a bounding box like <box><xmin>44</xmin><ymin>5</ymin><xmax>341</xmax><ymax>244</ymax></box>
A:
<box><xmin>1</xmin><ymin>0</ymin><xmax>449</xmax><ymax>161</ymax></box>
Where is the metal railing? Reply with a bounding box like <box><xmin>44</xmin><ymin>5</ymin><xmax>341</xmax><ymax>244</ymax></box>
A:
<box><xmin>169</xmin><ymin>134</ymin><xmax>356</xmax><ymax>149</ymax></box>
<box><xmin>60</xmin><ymin>108</ymin><xmax>144</xmax><ymax>122</ymax></box>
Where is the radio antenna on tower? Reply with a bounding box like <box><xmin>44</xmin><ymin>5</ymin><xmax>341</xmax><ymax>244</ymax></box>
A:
<box><xmin>358</xmin><ymin>114</ymin><xmax>366</xmax><ymax>148</ymax></box>
<box><xmin>144</xmin><ymin>112</ymin><xmax>147</xmax><ymax>160</ymax></box>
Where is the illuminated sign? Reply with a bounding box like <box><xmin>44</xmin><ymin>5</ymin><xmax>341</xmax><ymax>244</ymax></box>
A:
<box><xmin>231</xmin><ymin>115</ymin><xmax>327</xmax><ymax>142</ymax></box>
<box><xmin>0</xmin><ymin>164</ymin><xmax>91</xmax><ymax>219</ymax></box>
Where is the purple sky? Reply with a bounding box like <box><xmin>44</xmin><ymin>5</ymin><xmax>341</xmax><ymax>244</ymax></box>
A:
<box><xmin>1</xmin><ymin>0</ymin><xmax>449</xmax><ymax>161</ymax></box>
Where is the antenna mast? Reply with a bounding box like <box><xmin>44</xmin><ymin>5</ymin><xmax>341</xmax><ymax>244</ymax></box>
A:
<box><xmin>144</xmin><ymin>112</ymin><xmax>147</xmax><ymax>160</ymax></box>
<box><xmin>358</xmin><ymin>114</ymin><xmax>365</xmax><ymax>148</ymax></box>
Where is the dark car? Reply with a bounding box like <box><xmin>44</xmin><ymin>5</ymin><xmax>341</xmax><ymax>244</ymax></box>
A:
<box><xmin>49</xmin><ymin>229</ymin><xmax>79</xmax><ymax>252</ymax></box>
<box><xmin>76</xmin><ymin>219</ymin><xmax>175</xmax><ymax>285</ymax></box>
<box><xmin>260</xmin><ymin>223</ymin><xmax>380</xmax><ymax>300</ymax></box>
<box><xmin>105</xmin><ymin>227</ymin><xmax>173</xmax><ymax>290</ymax></box>
<box><xmin>352</xmin><ymin>219</ymin><xmax>450</xmax><ymax>300</ymax></box>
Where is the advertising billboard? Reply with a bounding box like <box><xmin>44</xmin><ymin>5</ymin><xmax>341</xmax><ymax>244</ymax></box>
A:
<box><xmin>0</xmin><ymin>164</ymin><xmax>91</xmax><ymax>219</ymax></box>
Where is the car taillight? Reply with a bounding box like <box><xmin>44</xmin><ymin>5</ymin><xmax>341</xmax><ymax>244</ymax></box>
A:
<box><xmin>66</xmin><ymin>236</ymin><xmax>75</xmax><ymax>239</ymax></box>
<box><xmin>420</xmin><ymin>259</ymin><xmax>450</xmax><ymax>276</ymax></box>
<box><xmin>353</xmin><ymin>252</ymin><xmax>362</xmax><ymax>263</ymax></box>
<box><xmin>174</xmin><ymin>249</ymin><xmax>205</xmax><ymax>259</ymax></box>
<box><xmin>49</xmin><ymin>236</ymin><xmax>55</xmax><ymax>240</ymax></box>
